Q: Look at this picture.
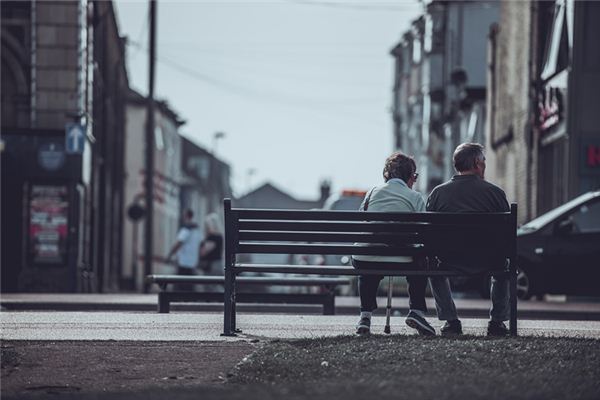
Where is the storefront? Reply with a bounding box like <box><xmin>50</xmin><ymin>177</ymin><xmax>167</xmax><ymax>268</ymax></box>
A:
<box><xmin>1</xmin><ymin>130</ymin><xmax>89</xmax><ymax>292</ymax></box>
<box><xmin>536</xmin><ymin>0</ymin><xmax>600</xmax><ymax>213</ymax></box>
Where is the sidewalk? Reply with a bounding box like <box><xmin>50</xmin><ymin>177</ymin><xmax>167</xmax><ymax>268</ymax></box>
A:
<box><xmin>2</xmin><ymin>293</ymin><xmax>600</xmax><ymax>320</ymax></box>
<box><xmin>2</xmin><ymin>311</ymin><xmax>600</xmax><ymax>341</ymax></box>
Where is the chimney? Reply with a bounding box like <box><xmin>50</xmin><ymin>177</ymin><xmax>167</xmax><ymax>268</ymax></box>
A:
<box><xmin>319</xmin><ymin>180</ymin><xmax>331</xmax><ymax>205</ymax></box>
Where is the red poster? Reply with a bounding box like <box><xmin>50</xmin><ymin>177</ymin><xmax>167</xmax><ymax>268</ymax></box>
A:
<box><xmin>29</xmin><ymin>185</ymin><xmax>69</xmax><ymax>264</ymax></box>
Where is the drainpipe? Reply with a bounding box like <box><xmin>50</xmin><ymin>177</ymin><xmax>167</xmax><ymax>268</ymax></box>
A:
<box><xmin>526</xmin><ymin>0</ymin><xmax>537</xmax><ymax>222</ymax></box>
<box><xmin>30</xmin><ymin>0</ymin><xmax>37</xmax><ymax>127</ymax></box>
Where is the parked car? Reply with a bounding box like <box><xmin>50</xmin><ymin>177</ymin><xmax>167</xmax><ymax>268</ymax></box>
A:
<box><xmin>453</xmin><ymin>190</ymin><xmax>600</xmax><ymax>299</ymax></box>
<box><xmin>514</xmin><ymin>190</ymin><xmax>600</xmax><ymax>299</ymax></box>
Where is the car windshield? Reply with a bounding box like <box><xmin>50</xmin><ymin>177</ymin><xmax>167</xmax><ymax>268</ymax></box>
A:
<box><xmin>520</xmin><ymin>192</ymin><xmax>598</xmax><ymax>231</ymax></box>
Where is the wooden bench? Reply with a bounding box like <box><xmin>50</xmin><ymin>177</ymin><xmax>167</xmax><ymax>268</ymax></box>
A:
<box><xmin>146</xmin><ymin>274</ymin><xmax>349</xmax><ymax>314</ymax></box>
<box><xmin>222</xmin><ymin>198</ymin><xmax>518</xmax><ymax>336</ymax></box>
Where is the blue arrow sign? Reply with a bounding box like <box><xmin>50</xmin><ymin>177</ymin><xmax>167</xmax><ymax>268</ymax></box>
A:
<box><xmin>65</xmin><ymin>123</ymin><xmax>86</xmax><ymax>154</ymax></box>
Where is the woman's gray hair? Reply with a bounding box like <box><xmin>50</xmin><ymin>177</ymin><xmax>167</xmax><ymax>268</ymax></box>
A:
<box><xmin>382</xmin><ymin>151</ymin><xmax>416</xmax><ymax>183</ymax></box>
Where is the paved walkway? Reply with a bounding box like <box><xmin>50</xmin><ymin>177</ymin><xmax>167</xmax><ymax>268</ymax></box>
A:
<box><xmin>2</xmin><ymin>293</ymin><xmax>599</xmax><ymax>319</ymax></box>
<box><xmin>2</xmin><ymin>311</ymin><xmax>600</xmax><ymax>341</ymax></box>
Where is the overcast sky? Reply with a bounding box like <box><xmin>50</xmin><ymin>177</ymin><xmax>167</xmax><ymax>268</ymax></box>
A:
<box><xmin>114</xmin><ymin>0</ymin><xmax>423</xmax><ymax>200</ymax></box>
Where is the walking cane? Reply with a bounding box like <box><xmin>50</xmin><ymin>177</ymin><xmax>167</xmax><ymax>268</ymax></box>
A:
<box><xmin>384</xmin><ymin>276</ymin><xmax>392</xmax><ymax>334</ymax></box>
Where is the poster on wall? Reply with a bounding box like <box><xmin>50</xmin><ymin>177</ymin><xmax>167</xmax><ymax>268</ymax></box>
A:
<box><xmin>29</xmin><ymin>185</ymin><xmax>69</xmax><ymax>264</ymax></box>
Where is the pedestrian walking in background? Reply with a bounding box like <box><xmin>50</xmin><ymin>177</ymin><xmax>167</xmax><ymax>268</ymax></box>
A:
<box><xmin>199</xmin><ymin>213</ymin><xmax>224</xmax><ymax>275</ymax></box>
<box><xmin>426</xmin><ymin>142</ymin><xmax>511</xmax><ymax>337</ymax></box>
<box><xmin>167</xmin><ymin>209</ymin><xmax>203</xmax><ymax>291</ymax></box>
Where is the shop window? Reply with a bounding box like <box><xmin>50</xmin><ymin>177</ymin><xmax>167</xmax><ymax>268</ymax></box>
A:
<box><xmin>541</xmin><ymin>0</ymin><xmax>570</xmax><ymax>81</ymax></box>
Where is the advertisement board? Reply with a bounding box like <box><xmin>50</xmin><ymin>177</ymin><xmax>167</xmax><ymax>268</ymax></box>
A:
<box><xmin>29</xmin><ymin>185</ymin><xmax>69</xmax><ymax>264</ymax></box>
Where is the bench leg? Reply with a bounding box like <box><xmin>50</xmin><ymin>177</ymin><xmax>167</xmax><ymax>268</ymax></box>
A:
<box><xmin>222</xmin><ymin>268</ymin><xmax>237</xmax><ymax>336</ymax></box>
<box><xmin>323</xmin><ymin>296</ymin><xmax>335</xmax><ymax>315</ymax></box>
<box><xmin>158</xmin><ymin>292</ymin><xmax>170</xmax><ymax>314</ymax></box>
<box><xmin>232</xmin><ymin>280</ymin><xmax>242</xmax><ymax>333</ymax></box>
<box><xmin>323</xmin><ymin>291</ymin><xmax>335</xmax><ymax>315</ymax></box>
<box><xmin>509</xmin><ymin>269</ymin><xmax>518</xmax><ymax>336</ymax></box>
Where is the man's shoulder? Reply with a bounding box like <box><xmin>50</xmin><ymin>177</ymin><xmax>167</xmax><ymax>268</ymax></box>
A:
<box><xmin>479</xmin><ymin>179</ymin><xmax>507</xmax><ymax>195</ymax></box>
<box><xmin>429</xmin><ymin>179</ymin><xmax>454</xmax><ymax>195</ymax></box>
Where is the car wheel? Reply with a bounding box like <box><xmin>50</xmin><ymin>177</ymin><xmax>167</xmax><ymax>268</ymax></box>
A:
<box><xmin>516</xmin><ymin>269</ymin><xmax>532</xmax><ymax>300</ymax></box>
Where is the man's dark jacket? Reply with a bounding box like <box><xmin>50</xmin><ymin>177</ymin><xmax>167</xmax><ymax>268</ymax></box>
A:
<box><xmin>426</xmin><ymin>174</ymin><xmax>510</xmax><ymax>273</ymax></box>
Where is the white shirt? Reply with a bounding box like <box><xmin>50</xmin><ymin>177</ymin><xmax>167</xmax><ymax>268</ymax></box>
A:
<box><xmin>353</xmin><ymin>178</ymin><xmax>425</xmax><ymax>263</ymax></box>
<box><xmin>176</xmin><ymin>225</ymin><xmax>203</xmax><ymax>268</ymax></box>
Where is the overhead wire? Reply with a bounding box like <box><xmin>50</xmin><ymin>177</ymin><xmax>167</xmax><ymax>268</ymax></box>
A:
<box><xmin>128</xmin><ymin>39</ymin><xmax>390</xmax><ymax>123</ymax></box>
<box><xmin>284</xmin><ymin>0</ymin><xmax>423</xmax><ymax>12</ymax></box>
<box><xmin>157</xmin><ymin>47</ymin><xmax>385</xmax><ymax>88</ymax></box>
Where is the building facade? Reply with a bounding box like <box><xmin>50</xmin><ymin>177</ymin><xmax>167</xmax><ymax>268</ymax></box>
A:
<box><xmin>485</xmin><ymin>0</ymin><xmax>600</xmax><ymax>222</ymax></box>
<box><xmin>121</xmin><ymin>90</ymin><xmax>183</xmax><ymax>291</ymax></box>
<box><xmin>180</xmin><ymin>135</ymin><xmax>232</xmax><ymax>226</ymax></box>
<box><xmin>391</xmin><ymin>0</ymin><xmax>499</xmax><ymax>194</ymax></box>
<box><xmin>1</xmin><ymin>1</ymin><xmax>127</xmax><ymax>292</ymax></box>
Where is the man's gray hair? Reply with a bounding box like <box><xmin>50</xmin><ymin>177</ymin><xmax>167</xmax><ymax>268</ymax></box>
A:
<box><xmin>453</xmin><ymin>143</ymin><xmax>485</xmax><ymax>172</ymax></box>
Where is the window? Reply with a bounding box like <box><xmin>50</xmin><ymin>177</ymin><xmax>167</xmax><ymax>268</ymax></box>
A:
<box><xmin>412</xmin><ymin>37</ymin><xmax>422</xmax><ymax>64</ymax></box>
<box><xmin>568</xmin><ymin>200</ymin><xmax>600</xmax><ymax>233</ymax></box>
<box><xmin>540</xmin><ymin>0</ymin><xmax>570</xmax><ymax>81</ymax></box>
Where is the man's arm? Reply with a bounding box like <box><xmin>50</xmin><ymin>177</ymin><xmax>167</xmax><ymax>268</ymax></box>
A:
<box><xmin>426</xmin><ymin>188</ymin><xmax>438</xmax><ymax>212</ymax></box>
<box><xmin>494</xmin><ymin>187</ymin><xmax>510</xmax><ymax>212</ymax></box>
<box><xmin>167</xmin><ymin>228</ymin><xmax>190</xmax><ymax>262</ymax></box>
<box><xmin>167</xmin><ymin>241</ymin><xmax>183</xmax><ymax>262</ymax></box>
<box><xmin>200</xmin><ymin>240</ymin><xmax>216</xmax><ymax>257</ymax></box>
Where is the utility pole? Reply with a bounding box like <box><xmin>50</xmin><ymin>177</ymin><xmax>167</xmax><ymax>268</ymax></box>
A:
<box><xmin>144</xmin><ymin>0</ymin><xmax>157</xmax><ymax>292</ymax></box>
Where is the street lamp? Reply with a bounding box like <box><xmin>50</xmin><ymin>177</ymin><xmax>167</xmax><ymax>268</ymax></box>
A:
<box><xmin>212</xmin><ymin>131</ymin><xmax>225</xmax><ymax>155</ymax></box>
<box><xmin>246</xmin><ymin>168</ymin><xmax>256</xmax><ymax>194</ymax></box>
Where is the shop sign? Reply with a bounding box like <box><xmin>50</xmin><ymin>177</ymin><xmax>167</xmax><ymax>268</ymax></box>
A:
<box><xmin>581</xmin><ymin>140</ymin><xmax>600</xmax><ymax>176</ymax></box>
<box><xmin>537</xmin><ymin>86</ymin><xmax>565</xmax><ymax>133</ymax></box>
<box><xmin>37</xmin><ymin>143</ymin><xmax>66</xmax><ymax>171</ymax></box>
<box><xmin>65</xmin><ymin>123</ymin><xmax>86</xmax><ymax>154</ymax></box>
<box><xmin>588</xmin><ymin>145</ymin><xmax>600</xmax><ymax>168</ymax></box>
<box><xmin>29</xmin><ymin>185</ymin><xmax>69</xmax><ymax>264</ymax></box>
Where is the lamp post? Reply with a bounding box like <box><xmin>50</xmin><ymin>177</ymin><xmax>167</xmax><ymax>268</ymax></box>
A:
<box><xmin>144</xmin><ymin>0</ymin><xmax>157</xmax><ymax>293</ymax></box>
<box><xmin>246</xmin><ymin>168</ymin><xmax>256</xmax><ymax>194</ymax></box>
<box><xmin>212</xmin><ymin>131</ymin><xmax>225</xmax><ymax>155</ymax></box>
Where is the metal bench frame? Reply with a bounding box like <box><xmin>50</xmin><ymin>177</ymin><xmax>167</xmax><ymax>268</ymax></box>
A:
<box><xmin>146</xmin><ymin>275</ymin><xmax>349</xmax><ymax>314</ymax></box>
<box><xmin>222</xmin><ymin>198</ymin><xmax>518</xmax><ymax>337</ymax></box>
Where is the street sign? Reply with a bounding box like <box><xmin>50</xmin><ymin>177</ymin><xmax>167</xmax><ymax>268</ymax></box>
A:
<box><xmin>65</xmin><ymin>123</ymin><xmax>86</xmax><ymax>154</ymax></box>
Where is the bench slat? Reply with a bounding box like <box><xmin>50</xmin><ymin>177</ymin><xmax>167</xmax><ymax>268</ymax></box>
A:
<box><xmin>238</xmin><ymin>243</ymin><xmax>426</xmax><ymax>255</ymax></box>
<box><xmin>146</xmin><ymin>274</ymin><xmax>349</xmax><ymax>286</ymax></box>
<box><xmin>238</xmin><ymin>220</ymin><xmax>511</xmax><ymax>235</ymax></box>
<box><xmin>233</xmin><ymin>263</ymin><xmax>507</xmax><ymax>276</ymax></box>
<box><xmin>238</xmin><ymin>231</ymin><xmax>420</xmax><ymax>244</ymax></box>
<box><xmin>236</xmin><ymin>208</ymin><xmax>511</xmax><ymax>224</ymax></box>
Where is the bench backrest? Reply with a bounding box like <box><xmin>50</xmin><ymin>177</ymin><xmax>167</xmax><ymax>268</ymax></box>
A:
<box><xmin>224</xmin><ymin>199</ymin><xmax>517</xmax><ymax>268</ymax></box>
